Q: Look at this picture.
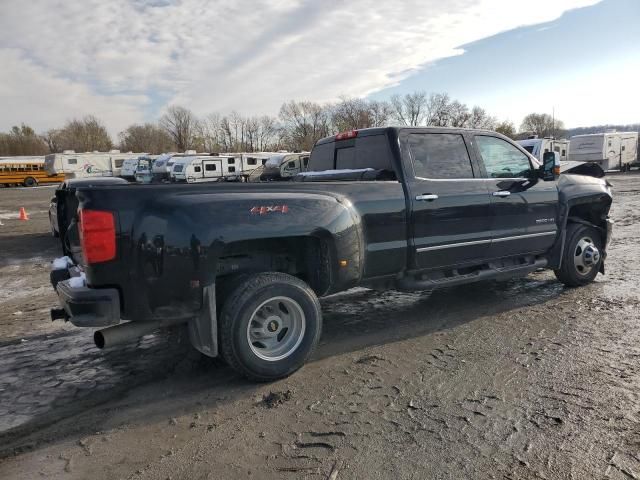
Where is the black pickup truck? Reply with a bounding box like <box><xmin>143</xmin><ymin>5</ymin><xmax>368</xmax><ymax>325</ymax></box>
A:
<box><xmin>50</xmin><ymin>127</ymin><xmax>613</xmax><ymax>381</ymax></box>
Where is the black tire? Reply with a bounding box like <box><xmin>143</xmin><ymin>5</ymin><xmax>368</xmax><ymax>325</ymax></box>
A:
<box><xmin>49</xmin><ymin>214</ymin><xmax>59</xmax><ymax>237</ymax></box>
<box><xmin>554</xmin><ymin>223</ymin><xmax>603</xmax><ymax>287</ymax></box>
<box><xmin>219</xmin><ymin>272</ymin><xmax>322</xmax><ymax>382</ymax></box>
<box><xmin>23</xmin><ymin>177</ymin><xmax>37</xmax><ymax>187</ymax></box>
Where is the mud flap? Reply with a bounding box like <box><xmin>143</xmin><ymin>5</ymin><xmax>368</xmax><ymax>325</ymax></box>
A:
<box><xmin>188</xmin><ymin>284</ymin><xmax>218</xmax><ymax>357</ymax></box>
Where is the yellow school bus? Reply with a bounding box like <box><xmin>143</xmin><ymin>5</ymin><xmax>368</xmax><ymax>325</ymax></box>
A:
<box><xmin>0</xmin><ymin>162</ymin><xmax>66</xmax><ymax>187</ymax></box>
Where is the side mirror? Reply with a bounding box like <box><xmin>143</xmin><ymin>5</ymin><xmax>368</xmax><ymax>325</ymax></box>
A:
<box><xmin>541</xmin><ymin>151</ymin><xmax>560</xmax><ymax>181</ymax></box>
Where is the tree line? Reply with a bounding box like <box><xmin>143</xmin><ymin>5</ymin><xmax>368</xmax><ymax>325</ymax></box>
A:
<box><xmin>0</xmin><ymin>91</ymin><xmax>576</xmax><ymax>156</ymax></box>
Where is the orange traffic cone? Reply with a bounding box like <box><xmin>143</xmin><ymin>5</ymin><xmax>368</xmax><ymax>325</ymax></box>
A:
<box><xmin>18</xmin><ymin>207</ymin><xmax>29</xmax><ymax>221</ymax></box>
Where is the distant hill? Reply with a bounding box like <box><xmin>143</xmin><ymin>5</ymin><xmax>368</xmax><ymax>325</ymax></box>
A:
<box><xmin>565</xmin><ymin>123</ymin><xmax>640</xmax><ymax>138</ymax></box>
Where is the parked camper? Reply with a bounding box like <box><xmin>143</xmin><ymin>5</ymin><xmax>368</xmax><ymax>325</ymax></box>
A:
<box><xmin>171</xmin><ymin>156</ymin><xmax>225</xmax><ymax>183</ymax></box>
<box><xmin>151</xmin><ymin>151</ymin><xmax>203</xmax><ymax>182</ymax></box>
<box><xmin>134</xmin><ymin>157</ymin><xmax>154</xmax><ymax>184</ymax></box>
<box><xmin>120</xmin><ymin>155</ymin><xmax>155</xmax><ymax>181</ymax></box>
<box><xmin>45</xmin><ymin>150</ymin><xmax>141</xmax><ymax>179</ymax></box>
<box><xmin>568</xmin><ymin>131</ymin><xmax>639</xmax><ymax>171</ymax></box>
<box><xmin>261</xmin><ymin>153</ymin><xmax>310</xmax><ymax>180</ymax></box>
<box><xmin>517</xmin><ymin>137</ymin><xmax>569</xmax><ymax>162</ymax></box>
<box><xmin>239</xmin><ymin>152</ymin><xmax>274</xmax><ymax>171</ymax></box>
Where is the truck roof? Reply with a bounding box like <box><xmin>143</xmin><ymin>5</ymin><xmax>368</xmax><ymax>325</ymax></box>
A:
<box><xmin>315</xmin><ymin>126</ymin><xmax>503</xmax><ymax>146</ymax></box>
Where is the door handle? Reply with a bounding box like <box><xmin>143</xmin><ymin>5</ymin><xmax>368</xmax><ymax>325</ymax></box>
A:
<box><xmin>492</xmin><ymin>190</ymin><xmax>511</xmax><ymax>197</ymax></box>
<box><xmin>415</xmin><ymin>194</ymin><xmax>439</xmax><ymax>201</ymax></box>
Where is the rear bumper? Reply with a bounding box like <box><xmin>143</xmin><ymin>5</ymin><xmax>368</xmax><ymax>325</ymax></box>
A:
<box><xmin>51</xmin><ymin>270</ymin><xmax>120</xmax><ymax>327</ymax></box>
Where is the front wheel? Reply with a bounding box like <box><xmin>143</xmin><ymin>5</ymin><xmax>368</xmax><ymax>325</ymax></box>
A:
<box><xmin>554</xmin><ymin>223</ymin><xmax>603</xmax><ymax>287</ymax></box>
<box><xmin>219</xmin><ymin>272</ymin><xmax>322</xmax><ymax>382</ymax></box>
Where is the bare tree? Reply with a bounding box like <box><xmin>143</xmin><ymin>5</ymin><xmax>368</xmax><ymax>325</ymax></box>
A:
<box><xmin>390</xmin><ymin>92</ymin><xmax>429</xmax><ymax>126</ymax></box>
<box><xmin>369</xmin><ymin>100</ymin><xmax>393</xmax><ymax>127</ymax></box>
<box><xmin>279</xmin><ymin>100</ymin><xmax>330</xmax><ymax>151</ymax></box>
<box><xmin>160</xmin><ymin>105</ymin><xmax>199</xmax><ymax>151</ymax></box>
<box><xmin>468</xmin><ymin>106</ymin><xmax>496</xmax><ymax>130</ymax></box>
<box><xmin>257</xmin><ymin>115</ymin><xmax>280</xmax><ymax>151</ymax></box>
<box><xmin>494</xmin><ymin>120</ymin><xmax>516</xmax><ymax>139</ymax></box>
<box><xmin>425</xmin><ymin>93</ymin><xmax>453</xmax><ymax>127</ymax></box>
<box><xmin>49</xmin><ymin>116</ymin><xmax>113</xmax><ymax>152</ymax></box>
<box><xmin>118</xmin><ymin>123</ymin><xmax>175</xmax><ymax>154</ymax></box>
<box><xmin>447</xmin><ymin>100</ymin><xmax>471</xmax><ymax>127</ymax></box>
<box><xmin>42</xmin><ymin>129</ymin><xmax>62</xmax><ymax>153</ymax></box>
<box><xmin>331</xmin><ymin>97</ymin><xmax>394</xmax><ymax>132</ymax></box>
<box><xmin>520</xmin><ymin>113</ymin><xmax>565</xmax><ymax>138</ymax></box>
<box><xmin>0</xmin><ymin>124</ymin><xmax>49</xmax><ymax>155</ymax></box>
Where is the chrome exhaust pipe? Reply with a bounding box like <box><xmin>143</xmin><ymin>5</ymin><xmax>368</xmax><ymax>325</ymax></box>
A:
<box><xmin>94</xmin><ymin>318</ymin><xmax>186</xmax><ymax>349</ymax></box>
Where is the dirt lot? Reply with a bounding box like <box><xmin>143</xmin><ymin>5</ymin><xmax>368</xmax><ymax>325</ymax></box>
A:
<box><xmin>0</xmin><ymin>176</ymin><xmax>639</xmax><ymax>479</ymax></box>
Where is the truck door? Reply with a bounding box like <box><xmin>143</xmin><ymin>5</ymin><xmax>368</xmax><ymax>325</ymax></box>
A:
<box><xmin>473</xmin><ymin>134</ymin><xmax>558</xmax><ymax>258</ymax></box>
<box><xmin>403</xmin><ymin>131</ymin><xmax>492</xmax><ymax>270</ymax></box>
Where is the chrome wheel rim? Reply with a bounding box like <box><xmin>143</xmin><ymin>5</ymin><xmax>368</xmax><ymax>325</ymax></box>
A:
<box><xmin>573</xmin><ymin>236</ymin><xmax>600</xmax><ymax>276</ymax></box>
<box><xmin>247</xmin><ymin>296</ymin><xmax>306</xmax><ymax>361</ymax></box>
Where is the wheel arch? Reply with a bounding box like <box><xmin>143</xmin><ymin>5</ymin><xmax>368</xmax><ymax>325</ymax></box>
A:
<box><xmin>548</xmin><ymin>193</ymin><xmax>612</xmax><ymax>270</ymax></box>
<box><xmin>215</xmin><ymin>233</ymin><xmax>338</xmax><ymax>297</ymax></box>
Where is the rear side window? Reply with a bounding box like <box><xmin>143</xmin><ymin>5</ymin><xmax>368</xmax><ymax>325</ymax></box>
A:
<box><xmin>309</xmin><ymin>142</ymin><xmax>335</xmax><ymax>171</ymax></box>
<box><xmin>475</xmin><ymin>136</ymin><xmax>532</xmax><ymax>178</ymax></box>
<box><xmin>408</xmin><ymin>133</ymin><xmax>474</xmax><ymax>179</ymax></box>
<box><xmin>309</xmin><ymin>134</ymin><xmax>394</xmax><ymax>172</ymax></box>
<box><xmin>205</xmin><ymin>163</ymin><xmax>217</xmax><ymax>171</ymax></box>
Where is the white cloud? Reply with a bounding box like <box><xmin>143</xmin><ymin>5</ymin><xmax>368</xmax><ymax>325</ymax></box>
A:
<box><xmin>0</xmin><ymin>0</ymin><xmax>599</xmax><ymax>135</ymax></box>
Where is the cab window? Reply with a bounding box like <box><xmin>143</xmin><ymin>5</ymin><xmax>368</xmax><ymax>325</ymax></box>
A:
<box><xmin>475</xmin><ymin>135</ymin><xmax>532</xmax><ymax>178</ymax></box>
<box><xmin>408</xmin><ymin>133</ymin><xmax>474</xmax><ymax>179</ymax></box>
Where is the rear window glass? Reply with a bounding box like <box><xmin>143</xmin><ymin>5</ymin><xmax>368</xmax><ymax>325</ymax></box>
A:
<box><xmin>408</xmin><ymin>133</ymin><xmax>474</xmax><ymax>179</ymax></box>
<box><xmin>336</xmin><ymin>147</ymin><xmax>356</xmax><ymax>169</ymax></box>
<box><xmin>309</xmin><ymin>134</ymin><xmax>394</xmax><ymax>172</ymax></box>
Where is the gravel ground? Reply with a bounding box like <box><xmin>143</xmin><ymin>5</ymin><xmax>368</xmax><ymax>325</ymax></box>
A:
<box><xmin>0</xmin><ymin>175</ymin><xmax>638</xmax><ymax>479</ymax></box>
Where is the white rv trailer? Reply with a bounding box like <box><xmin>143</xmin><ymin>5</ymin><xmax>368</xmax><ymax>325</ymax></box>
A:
<box><xmin>517</xmin><ymin>137</ymin><xmax>569</xmax><ymax>162</ymax></box>
<box><xmin>134</xmin><ymin>157</ymin><xmax>154</xmax><ymax>184</ymax></box>
<box><xmin>151</xmin><ymin>151</ymin><xmax>204</xmax><ymax>182</ymax></box>
<box><xmin>239</xmin><ymin>152</ymin><xmax>275</xmax><ymax>171</ymax></box>
<box><xmin>568</xmin><ymin>131</ymin><xmax>639</xmax><ymax>171</ymax></box>
<box><xmin>261</xmin><ymin>153</ymin><xmax>310</xmax><ymax>180</ymax></box>
<box><xmin>44</xmin><ymin>150</ymin><xmax>141</xmax><ymax>179</ymax></box>
<box><xmin>170</xmin><ymin>156</ymin><xmax>226</xmax><ymax>183</ymax></box>
<box><xmin>120</xmin><ymin>155</ymin><xmax>156</xmax><ymax>181</ymax></box>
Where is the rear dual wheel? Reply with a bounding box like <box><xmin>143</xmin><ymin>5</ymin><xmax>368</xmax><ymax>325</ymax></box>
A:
<box><xmin>219</xmin><ymin>272</ymin><xmax>322</xmax><ymax>382</ymax></box>
<box><xmin>23</xmin><ymin>177</ymin><xmax>37</xmax><ymax>187</ymax></box>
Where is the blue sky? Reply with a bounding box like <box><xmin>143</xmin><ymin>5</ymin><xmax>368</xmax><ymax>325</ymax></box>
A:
<box><xmin>0</xmin><ymin>0</ymin><xmax>637</xmax><ymax>135</ymax></box>
<box><xmin>371</xmin><ymin>0</ymin><xmax>640</xmax><ymax>128</ymax></box>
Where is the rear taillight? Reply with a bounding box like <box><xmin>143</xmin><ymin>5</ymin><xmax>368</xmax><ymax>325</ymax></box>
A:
<box><xmin>79</xmin><ymin>209</ymin><xmax>116</xmax><ymax>264</ymax></box>
<box><xmin>335</xmin><ymin>130</ymin><xmax>358</xmax><ymax>140</ymax></box>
